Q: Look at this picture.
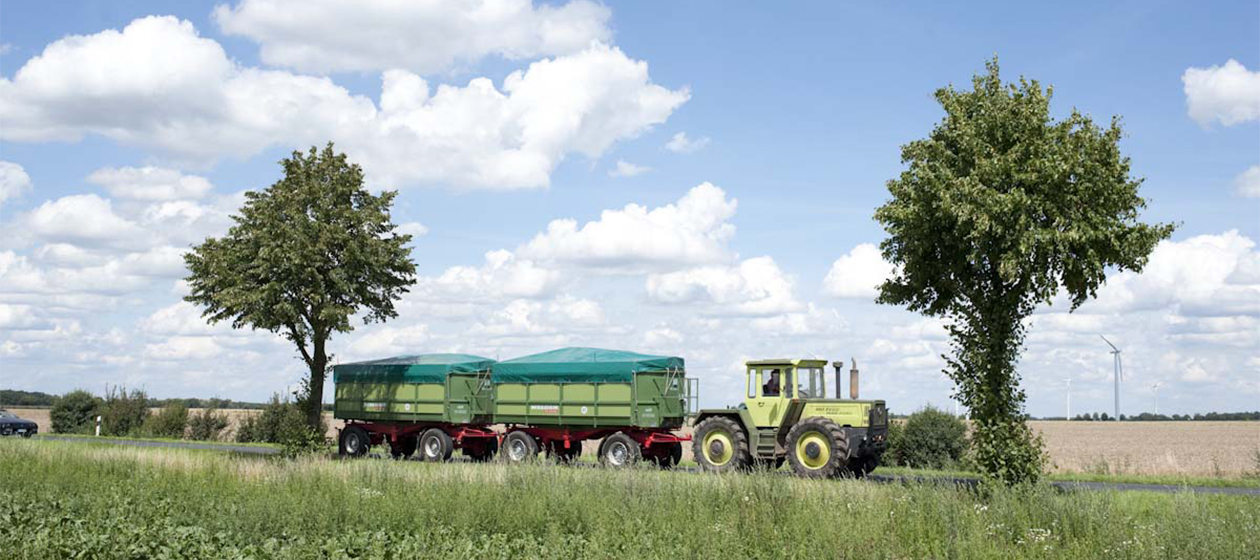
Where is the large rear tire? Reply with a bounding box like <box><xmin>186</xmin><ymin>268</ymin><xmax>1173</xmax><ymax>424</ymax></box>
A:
<box><xmin>785</xmin><ymin>417</ymin><xmax>848</xmax><ymax>478</ymax></box>
<box><xmin>692</xmin><ymin>416</ymin><xmax>751</xmax><ymax>473</ymax></box>
<box><xmin>339</xmin><ymin>425</ymin><xmax>370</xmax><ymax>457</ymax></box>
<box><xmin>598</xmin><ymin>432</ymin><xmax>641</xmax><ymax>468</ymax></box>
<box><xmin>502</xmin><ymin>431</ymin><xmax>539</xmax><ymax>464</ymax></box>
<box><xmin>419</xmin><ymin>428</ymin><xmax>453</xmax><ymax>462</ymax></box>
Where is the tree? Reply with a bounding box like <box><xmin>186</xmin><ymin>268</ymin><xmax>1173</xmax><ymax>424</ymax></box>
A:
<box><xmin>185</xmin><ymin>144</ymin><xmax>417</xmax><ymax>429</ymax></box>
<box><xmin>874</xmin><ymin>59</ymin><xmax>1174</xmax><ymax>484</ymax></box>
<box><xmin>50</xmin><ymin>390</ymin><xmax>100</xmax><ymax>434</ymax></box>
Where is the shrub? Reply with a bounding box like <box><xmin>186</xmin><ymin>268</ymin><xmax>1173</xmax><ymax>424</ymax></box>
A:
<box><xmin>142</xmin><ymin>402</ymin><xmax>188</xmax><ymax>439</ymax></box>
<box><xmin>100</xmin><ymin>386</ymin><xmax>150</xmax><ymax>437</ymax></box>
<box><xmin>886</xmin><ymin>405</ymin><xmax>969</xmax><ymax>470</ymax></box>
<box><xmin>188</xmin><ymin>408</ymin><xmax>230</xmax><ymax>441</ymax></box>
<box><xmin>50</xmin><ymin>390</ymin><xmax>100</xmax><ymax>434</ymax></box>
<box><xmin>235</xmin><ymin>393</ymin><xmax>327</xmax><ymax>449</ymax></box>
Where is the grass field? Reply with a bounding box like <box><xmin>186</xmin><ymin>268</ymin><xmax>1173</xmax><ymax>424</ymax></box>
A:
<box><xmin>1</xmin><ymin>438</ymin><xmax>1258</xmax><ymax>559</ymax></box>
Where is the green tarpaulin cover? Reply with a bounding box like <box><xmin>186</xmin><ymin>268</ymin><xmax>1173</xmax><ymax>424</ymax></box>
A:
<box><xmin>492</xmin><ymin>347</ymin><xmax>684</xmax><ymax>383</ymax></box>
<box><xmin>333</xmin><ymin>354</ymin><xmax>496</xmax><ymax>384</ymax></box>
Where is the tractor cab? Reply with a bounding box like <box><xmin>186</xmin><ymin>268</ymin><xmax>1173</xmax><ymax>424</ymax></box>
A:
<box><xmin>693</xmin><ymin>357</ymin><xmax>889</xmax><ymax>478</ymax></box>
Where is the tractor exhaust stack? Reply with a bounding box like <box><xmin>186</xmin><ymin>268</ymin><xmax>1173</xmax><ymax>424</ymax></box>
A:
<box><xmin>833</xmin><ymin>361</ymin><xmax>844</xmax><ymax>399</ymax></box>
<box><xmin>849</xmin><ymin>358</ymin><xmax>859</xmax><ymax>400</ymax></box>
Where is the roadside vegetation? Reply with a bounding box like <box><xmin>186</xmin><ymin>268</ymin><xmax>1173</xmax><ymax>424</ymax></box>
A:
<box><xmin>1</xmin><ymin>438</ymin><xmax>1256</xmax><ymax>559</ymax></box>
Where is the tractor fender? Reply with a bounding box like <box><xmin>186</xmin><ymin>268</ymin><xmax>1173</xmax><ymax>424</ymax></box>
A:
<box><xmin>692</xmin><ymin>409</ymin><xmax>753</xmax><ymax>436</ymax></box>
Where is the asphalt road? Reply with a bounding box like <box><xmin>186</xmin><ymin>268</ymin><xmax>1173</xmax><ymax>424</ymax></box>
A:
<box><xmin>31</xmin><ymin>434</ymin><xmax>1260</xmax><ymax>496</ymax></box>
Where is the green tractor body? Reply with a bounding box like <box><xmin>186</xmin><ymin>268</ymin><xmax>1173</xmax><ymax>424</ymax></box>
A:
<box><xmin>693</xmin><ymin>359</ymin><xmax>888</xmax><ymax>477</ymax></box>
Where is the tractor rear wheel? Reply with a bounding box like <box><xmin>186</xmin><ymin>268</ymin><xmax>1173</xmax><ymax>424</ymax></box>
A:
<box><xmin>339</xmin><ymin>425</ymin><xmax>370</xmax><ymax>457</ymax></box>
<box><xmin>502</xmin><ymin>431</ymin><xmax>539</xmax><ymax>464</ymax></box>
<box><xmin>785</xmin><ymin>417</ymin><xmax>848</xmax><ymax>478</ymax></box>
<box><xmin>692</xmin><ymin>416</ymin><xmax>751</xmax><ymax>473</ymax></box>
<box><xmin>419</xmin><ymin>428</ymin><xmax>453</xmax><ymax>462</ymax></box>
<box><xmin>599</xmin><ymin>432</ymin><xmax>641</xmax><ymax>468</ymax></box>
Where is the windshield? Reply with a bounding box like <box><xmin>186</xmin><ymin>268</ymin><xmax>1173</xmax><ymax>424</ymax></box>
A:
<box><xmin>0</xmin><ymin>411</ymin><xmax>14</xmax><ymax>419</ymax></box>
<box><xmin>797</xmin><ymin>367</ymin><xmax>824</xmax><ymax>398</ymax></box>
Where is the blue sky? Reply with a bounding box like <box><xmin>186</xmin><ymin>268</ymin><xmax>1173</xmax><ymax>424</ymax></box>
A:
<box><xmin>0</xmin><ymin>1</ymin><xmax>1256</xmax><ymax>417</ymax></box>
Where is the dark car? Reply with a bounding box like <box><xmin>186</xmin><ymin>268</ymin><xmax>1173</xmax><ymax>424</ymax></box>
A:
<box><xmin>0</xmin><ymin>410</ymin><xmax>38</xmax><ymax>437</ymax></box>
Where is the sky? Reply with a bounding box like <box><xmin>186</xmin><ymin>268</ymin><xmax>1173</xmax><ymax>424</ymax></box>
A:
<box><xmin>0</xmin><ymin>0</ymin><xmax>1256</xmax><ymax>417</ymax></box>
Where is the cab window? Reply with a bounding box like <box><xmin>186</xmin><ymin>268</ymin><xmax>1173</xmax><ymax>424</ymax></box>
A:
<box><xmin>747</xmin><ymin>369</ymin><xmax>757</xmax><ymax>398</ymax></box>
<box><xmin>761</xmin><ymin>368</ymin><xmax>781</xmax><ymax>397</ymax></box>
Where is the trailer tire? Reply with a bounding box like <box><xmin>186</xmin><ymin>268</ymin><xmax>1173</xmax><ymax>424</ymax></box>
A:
<box><xmin>785</xmin><ymin>417</ymin><xmax>848</xmax><ymax>478</ymax></box>
<box><xmin>599</xmin><ymin>432</ymin><xmax>641</xmax><ymax>468</ymax></box>
<box><xmin>693</xmin><ymin>416</ymin><xmax>751</xmax><ymax>473</ymax></box>
<box><xmin>339</xmin><ymin>425</ymin><xmax>370</xmax><ymax>457</ymax></box>
<box><xmin>502</xmin><ymin>431</ymin><xmax>539</xmax><ymax>464</ymax></box>
<box><xmin>419</xmin><ymin>429</ymin><xmax>453</xmax><ymax>462</ymax></box>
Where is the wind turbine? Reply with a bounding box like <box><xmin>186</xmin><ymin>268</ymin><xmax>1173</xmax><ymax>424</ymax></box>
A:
<box><xmin>1151</xmin><ymin>381</ymin><xmax>1163</xmax><ymax>415</ymax></box>
<box><xmin>1065</xmin><ymin>378</ymin><xmax>1072</xmax><ymax>420</ymax></box>
<box><xmin>1101</xmin><ymin>335</ymin><xmax>1123</xmax><ymax>421</ymax></box>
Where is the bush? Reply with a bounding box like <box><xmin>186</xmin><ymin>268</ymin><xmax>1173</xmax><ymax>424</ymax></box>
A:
<box><xmin>100</xmin><ymin>386</ymin><xmax>150</xmax><ymax>437</ymax></box>
<box><xmin>188</xmin><ymin>408</ymin><xmax>230</xmax><ymax>441</ymax></box>
<box><xmin>885</xmin><ymin>405</ymin><xmax>969</xmax><ymax>470</ymax></box>
<box><xmin>50</xmin><ymin>390</ymin><xmax>100</xmax><ymax>434</ymax></box>
<box><xmin>142</xmin><ymin>402</ymin><xmax>188</xmax><ymax>439</ymax></box>
<box><xmin>235</xmin><ymin>394</ymin><xmax>326</xmax><ymax>449</ymax></box>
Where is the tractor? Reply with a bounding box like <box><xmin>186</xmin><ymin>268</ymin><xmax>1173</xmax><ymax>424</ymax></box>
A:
<box><xmin>691</xmin><ymin>358</ymin><xmax>888</xmax><ymax>478</ymax></box>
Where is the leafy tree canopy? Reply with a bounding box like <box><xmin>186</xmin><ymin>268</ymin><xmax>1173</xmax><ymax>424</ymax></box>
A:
<box><xmin>874</xmin><ymin>58</ymin><xmax>1174</xmax><ymax>484</ymax></box>
<box><xmin>184</xmin><ymin>143</ymin><xmax>417</xmax><ymax>427</ymax></box>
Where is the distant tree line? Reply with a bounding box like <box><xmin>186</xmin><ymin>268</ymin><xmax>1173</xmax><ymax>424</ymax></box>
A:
<box><xmin>2</xmin><ymin>389</ymin><xmax>331</xmax><ymax>411</ymax></box>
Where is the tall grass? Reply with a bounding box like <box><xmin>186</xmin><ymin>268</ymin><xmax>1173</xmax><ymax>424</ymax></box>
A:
<box><xmin>1</xmin><ymin>438</ymin><xmax>1257</xmax><ymax>559</ymax></box>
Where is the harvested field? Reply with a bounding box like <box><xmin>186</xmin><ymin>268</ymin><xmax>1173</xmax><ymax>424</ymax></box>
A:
<box><xmin>1030</xmin><ymin>420</ymin><xmax>1260</xmax><ymax>477</ymax></box>
<box><xmin>9</xmin><ymin>407</ymin><xmax>1257</xmax><ymax>477</ymax></box>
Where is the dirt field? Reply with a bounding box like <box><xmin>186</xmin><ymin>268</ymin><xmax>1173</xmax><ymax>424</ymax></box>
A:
<box><xmin>8</xmin><ymin>407</ymin><xmax>1258</xmax><ymax>476</ymax></box>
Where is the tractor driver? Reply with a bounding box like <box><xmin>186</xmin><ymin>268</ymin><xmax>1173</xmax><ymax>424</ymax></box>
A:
<box><xmin>762</xmin><ymin>369</ymin><xmax>781</xmax><ymax>397</ymax></box>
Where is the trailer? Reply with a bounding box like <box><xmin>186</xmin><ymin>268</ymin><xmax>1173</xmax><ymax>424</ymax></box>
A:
<box><xmin>333</xmin><ymin>354</ymin><xmax>500</xmax><ymax>461</ymax></box>
<box><xmin>490</xmin><ymin>347</ymin><xmax>697</xmax><ymax>467</ymax></box>
<box><xmin>333</xmin><ymin>348</ymin><xmax>698</xmax><ymax>468</ymax></box>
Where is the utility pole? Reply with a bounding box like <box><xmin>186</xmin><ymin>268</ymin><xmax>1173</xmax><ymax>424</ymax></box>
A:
<box><xmin>1101</xmin><ymin>335</ymin><xmax>1122</xmax><ymax>421</ymax></box>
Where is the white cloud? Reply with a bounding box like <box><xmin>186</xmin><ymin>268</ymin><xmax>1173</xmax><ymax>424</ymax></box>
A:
<box><xmin>822</xmin><ymin>243</ymin><xmax>896</xmax><ymax>299</ymax></box>
<box><xmin>665</xmin><ymin>131</ymin><xmax>710</xmax><ymax>154</ymax></box>
<box><xmin>23</xmin><ymin>194</ymin><xmax>150</xmax><ymax>250</ymax></box>
<box><xmin>1233</xmin><ymin>165</ymin><xmax>1260</xmax><ymax>198</ymax></box>
<box><xmin>87</xmin><ymin>166</ymin><xmax>213</xmax><ymax>200</ymax></box>
<box><xmin>0</xmin><ymin>161</ymin><xmax>32</xmax><ymax>208</ymax></box>
<box><xmin>347</xmin><ymin>323</ymin><xmax>431</xmax><ymax>357</ymax></box>
<box><xmin>414</xmin><ymin>249</ymin><xmax>561</xmax><ymax>303</ymax></box>
<box><xmin>144</xmin><ymin>336</ymin><xmax>224</xmax><ymax>361</ymax></box>
<box><xmin>0</xmin><ymin>16</ymin><xmax>688</xmax><ymax>191</ymax></box>
<box><xmin>608</xmin><ymin>159</ymin><xmax>650</xmax><ymax>178</ymax></box>
<box><xmin>397</xmin><ymin>222</ymin><xmax>429</xmax><ymax>237</ymax></box>
<box><xmin>214</xmin><ymin>0</ymin><xmax>612</xmax><ymax>75</ymax></box>
<box><xmin>1182</xmin><ymin>59</ymin><xmax>1260</xmax><ymax>127</ymax></box>
<box><xmin>520</xmin><ymin>182</ymin><xmax>736</xmax><ymax>269</ymax></box>
<box><xmin>645</xmin><ymin>256</ymin><xmax>802</xmax><ymax>317</ymax></box>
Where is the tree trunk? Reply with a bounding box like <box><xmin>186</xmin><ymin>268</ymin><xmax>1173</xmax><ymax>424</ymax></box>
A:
<box><xmin>306</xmin><ymin>336</ymin><xmax>327</xmax><ymax>430</ymax></box>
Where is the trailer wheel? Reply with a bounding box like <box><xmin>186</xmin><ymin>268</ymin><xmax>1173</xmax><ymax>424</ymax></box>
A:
<box><xmin>390</xmin><ymin>436</ymin><xmax>418</xmax><ymax>460</ymax></box>
<box><xmin>419</xmin><ymin>429</ymin><xmax>453</xmax><ymax>462</ymax></box>
<box><xmin>785</xmin><ymin>417</ymin><xmax>848</xmax><ymax>478</ymax></box>
<box><xmin>649</xmin><ymin>442</ymin><xmax>683</xmax><ymax>469</ymax></box>
<box><xmin>502</xmin><ymin>431</ymin><xmax>539</xmax><ymax>464</ymax></box>
<box><xmin>599</xmin><ymin>432</ymin><xmax>641</xmax><ymax>468</ymax></box>
<box><xmin>339</xmin><ymin>425</ymin><xmax>370</xmax><ymax>457</ymax></box>
<box><xmin>692</xmin><ymin>416</ymin><xmax>751</xmax><ymax>473</ymax></box>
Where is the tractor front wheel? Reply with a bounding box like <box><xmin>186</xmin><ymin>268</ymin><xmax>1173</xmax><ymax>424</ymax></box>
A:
<box><xmin>692</xmin><ymin>416</ymin><xmax>751</xmax><ymax>473</ymax></box>
<box><xmin>785</xmin><ymin>417</ymin><xmax>848</xmax><ymax>478</ymax></box>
